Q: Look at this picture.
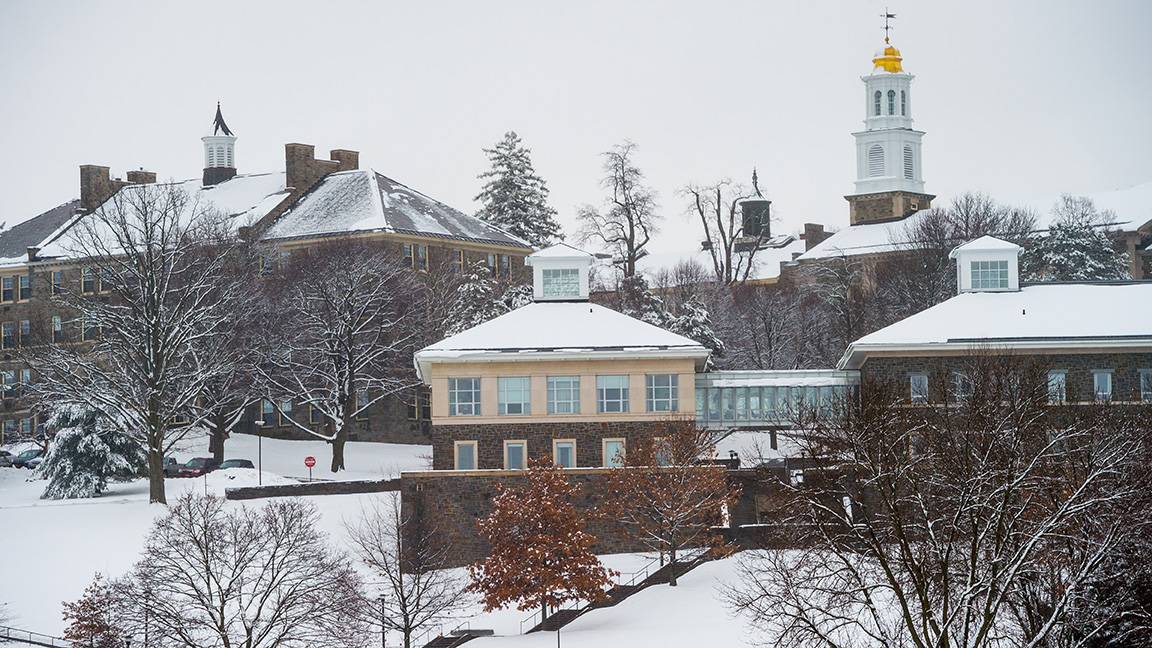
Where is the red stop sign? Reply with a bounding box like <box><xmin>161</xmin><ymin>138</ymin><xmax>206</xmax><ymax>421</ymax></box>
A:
<box><xmin>304</xmin><ymin>456</ymin><xmax>316</xmax><ymax>469</ymax></box>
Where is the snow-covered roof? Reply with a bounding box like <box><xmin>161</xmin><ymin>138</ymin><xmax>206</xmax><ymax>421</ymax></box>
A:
<box><xmin>415</xmin><ymin>302</ymin><xmax>710</xmax><ymax>379</ymax></box>
<box><xmin>636</xmin><ymin>235</ymin><xmax>806</xmax><ymax>283</ymax></box>
<box><xmin>949</xmin><ymin>235</ymin><xmax>1021</xmax><ymax>257</ymax></box>
<box><xmin>260</xmin><ymin>169</ymin><xmax>530</xmax><ymax>249</ymax></box>
<box><xmin>0</xmin><ymin>199</ymin><xmax>82</xmax><ymax>268</ymax></box>
<box><xmin>527</xmin><ymin>242</ymin><xmax>594</xmax><ymax>260</ymax></box>
<box><xmin>37</xmin><ymin>173</ymin><xmax>290</xmax><ymax>259</ymax></box>
<box><xmin>839</xmin><ymin>282</ymin><xmax>1152</xmax><ymax>369</ymax></box>
<box><xmin>798</xmin><ymin>211</ymin><xmax>930</xmax><ymax>260</ymax></box>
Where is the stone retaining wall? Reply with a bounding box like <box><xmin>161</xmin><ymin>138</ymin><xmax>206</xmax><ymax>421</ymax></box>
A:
<box><xmin>224</xmin><ymin>478</ymin><xmax>400</xmax><ymax>500</ymax></box>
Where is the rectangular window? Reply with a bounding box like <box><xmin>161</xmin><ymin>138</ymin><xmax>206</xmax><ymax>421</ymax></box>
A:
<box><xmin>260</xmin><ymin>399</ymin><xmax>275</xmax><ymax>426</ymax></box>
<box><xmin>454</xmin><ymin>441</ymin><xmax>478</xmax><ymax>470</ymax></box>
<box><xmin>81</xmin><ymin>318</ymin><xmax>98</xmax><ymax>342</ymax></box>
<box><xmin>645</xmin><ymin>374</ymin><xmax>678</xmax><ymax>412</ymax></box>
<box><xmin>597</xmin><ymin>375</ymin><xmax>630</xmax><ymax>413</ymax></box>
<box><xmin>18</xmin><ymin>320</ymin><xmax>29</xmax><ymax>345</ymax></box>
<box><xmin>19</xmin><ymin>417</ymin><xmax>31</xmax><ymax>435</ymax></box>
<box><xmin>653</xmin><ymin>436</ymin><xmax>672</xmax><ymax>466</ymax></box>
<box><xmin>748</xmin><ymin>388</ymin><xmax>762</xmax><ymax>420</ymax></box>
<box><xmin>503</xmin><ymin>440</ymin><xmax>527</xmax><ymax>470</ymax></box>
<box><xmin>451</xmin><ymin>249</ymin><xmax>464</xmax><ymax>274</ymax></box>
<box><xmin>51</xmin><ymin>271</ymin><xmax>63</xmax><ymax>295</ymax></box>
<box><xmin>415</xmin><ymin>244</ymin><xmax>428</xmax><ymax>271</ymax></box>
<box><xmin>953</xmin><ymin>372</ymin><xmax>972</xmax><ymax>403</ymax></box>
<box><xmin>278</xmin><ymin>399</ymin><xmax>293</xmax><ymax>426</ymax></box>
<box><xmin>402</xmin><ymin>243</ymin><xmax>414</xmax><ymax>268</ymax></box>
<box><xmin>487</xmin><ymin>253</ymin><xmax>497</xmax><ymax>276</ymax></box>
<box><xmin>18</xmin><ymin>275</ymin><xmax>30</xmax><ymax>300</ymax></box>
<box><xmin>909</xmin><ymin>373</ymin><xmax>929</xmax><ymax>404</ymax></box>
<box><xmin>498</xmin><ymin>377</ymin><xmax>531</xmax><ymax>415</ymax></box>
<box><xmin>542</xmin><ymin>268</ymin><xmax>580</xmax><ymax>298</ymax></box>
<box><xmin>448</xmin><ymin>377</ymin><xmax>481</xmax><ymax>416</ymax></box>
<box><xmin>1093</xmin><ymin>370</ymin><xmax>1113</xmax><ymax>402</ymax></box>
<box><xmin>355</xmin><ymin>390</ymin><xmax>371</xmax><ymax>421</ymax></box>
<box><xmin>499</xmin><ymin>255</ymin><xmax>511</xmax><ymax>279</ymax></box>
<box><xmin>603</xmin><ymin>438</ymin><xmax>626</xmax><ymax>468</ymax></box>
<box><xmin>420</xmin><ymin>390</ymin><xmax>431</xmax><ymax>420</ymax></box>
<box><xmin>1</xmin><ymin>322</ymin><xmax>14</xmax><ymax>349</ymax></box>
<box><xmin>970</xmin><ymin>260</ymin><xmax>1009</xmax><ymax>290</ymax></box>
<box><xmin>1141</xmin><ymin>370</ymin><xmax>1152</xmax><ymax>403</ymax></box>
<box><xmin>547</xmin><ymin>376</ymin><xmax>580</xmax><ymax>414</ymax></box>
<box><xmin>309</xmin><ymin>404</ymin><xmax>324</xmax><ymax>424</ymax></box>
<box><xmin>553</xmin><ymin>439</ymin><xmax>576</xmax><ymax>468</ymax></box>
<box><xmin>1</xmin><ymin>277</ymin><xmax>12</xmax><ymax>302</ymax></box>
<box><xmin>3</xmin><ymin>420</ymin><xmax>16</xmax><ymax>438</ymax></box>
<box><xmin>1047</xmin><ymin>370</ymin><xmax>1067</xmax><ymax>404</ymax></box>
<box><xmin>82</xmin><ymin>268</ymin><xmax>98</xmax><ymax>294</ymax></box>
<box><xmin>1</xmin><ymin>371</ymin><xmax>14</xmax><ymax>396</ymax></box>
<box><xmin>20</xmin><ymin>369</ymin><xmax>31</xmax><ymax>386</ymax></box>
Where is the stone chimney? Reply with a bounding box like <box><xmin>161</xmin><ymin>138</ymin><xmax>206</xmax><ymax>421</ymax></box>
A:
<box><xmin>80</xmin><ymin>165</ymin><xmax>128</xmax><ymax>212</ymax></box>
<box><xmin>285</xmin><ymin>143</ymin><xmax>344</xmax><ymax>191</ymax></box>
<box><xmin>330</xmin><ymin>149</ymin><xmax>359</xmax><ymax>172</ymax></box>
<box><xmin>803</xmin><ymin>223</ymin><xmax>830</xmax><ymax>251</ymax></box>
<box><xmin>126</xmin><ymin>169</ymin><xmax>157</xmax><ymax>185</ymax></box>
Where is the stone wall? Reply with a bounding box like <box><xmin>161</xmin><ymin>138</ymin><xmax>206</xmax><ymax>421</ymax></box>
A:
<box><xmin>861</xmin><ymin>352</ymin><xmax>1152</xmax><ymax>404</ymax></box>
<box><xmin>846</xmin><ymin>190</ymin><xmax>934</xmax><ymax>225</ymax></box>
<box><xmin>430</xmin><ymin>420</ymin><xmax>669</xmax><ymax>470</ymax></box>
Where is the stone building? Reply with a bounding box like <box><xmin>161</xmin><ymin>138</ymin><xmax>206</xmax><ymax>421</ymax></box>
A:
<box><xmin>0</xmin><ymin>105</ymin><xmax>532</xmax><ymax>444</ymax></box>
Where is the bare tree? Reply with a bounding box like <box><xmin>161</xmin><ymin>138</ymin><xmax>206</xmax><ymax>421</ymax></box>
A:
<box><xmin>346</xmin><ymin>493</ymin><xmax>471</xmax><ymax>648</ymax></box>
<box><xmin>576</xmin><ymin>141</ymin><xmax>660</xmax><ymax>278</ymax></box>
<box><xmin>802</xmin><ymin>253</ymin><xmax>871</xmax><ymax>360</ymax></box>
<box><xmin>29</xmin><ymin>184</ymin><xmax>243</xmax><ymax>504</ymax></box>
<box><xmin>256</xmin><ymin>242</ymin><xmax>423</xmax><ymax>472</ymax></box>
<box><xmin>725</xmin><ymin>354</ymin><xmax>1150</xmax><ymax>648</ymax></box>
<box><xmin>602</xmin><ymin>419</ymin><xmax>739</xmax><ymax>585</ymax></box>
<box><xmin>113</xmin><ymin>494</ymin><xmax>366</xmax><ymax>648</ymax></box>
<box><xmin>684</xmin><ymin>176</ymin><xmax>769</xmax><ymax>285</ymax></box>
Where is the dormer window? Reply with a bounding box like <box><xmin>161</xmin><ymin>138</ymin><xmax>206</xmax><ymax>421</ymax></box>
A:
<box><xmin>970</xmin><ymin>260</ymin><xmax>1009</xmax><ymax>290</ymax></box>
<box><xmin>542</xmin><ymin>268</ymin><xmax>580</xmax><ymax>298</ymax></box>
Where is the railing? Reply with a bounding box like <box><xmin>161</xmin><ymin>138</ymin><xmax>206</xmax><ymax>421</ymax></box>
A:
<box><xmin>412</xmin><ymin>618</ymin><xmax>471</xmax><ymax>648</ymax></box>
<box><xmin>0</xmin><ymin>625</ymin><xmax>82</xmax><ymax>648</ymax></box>
<box><xmin>517</xmin><ymin>597</ymin><xmax>584</xmax><ymax>635</ymax></box>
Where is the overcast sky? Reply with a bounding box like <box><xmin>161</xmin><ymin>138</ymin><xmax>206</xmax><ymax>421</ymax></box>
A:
<box><xmin>1</xmin><ymin>0</ymin><xmax>1149</xmax><ymax>255</ymax></box>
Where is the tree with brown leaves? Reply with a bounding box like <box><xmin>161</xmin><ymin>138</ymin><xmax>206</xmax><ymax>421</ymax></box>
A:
<box><xmin>63</xmin><ymin>573</ymin><xmax>124</xmax><ymax>648</ymax></box>
<box><xmin>469</xmin><ymin>460</ymin><xmax>616</xmax><ymax>621</ymax></box>
<box><xmin>602</xmin><ymin>419</ymin><xmax>740</xmax><ymax>586</ymax></box>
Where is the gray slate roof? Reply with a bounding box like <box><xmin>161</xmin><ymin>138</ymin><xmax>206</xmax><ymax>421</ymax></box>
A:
<box><xmin>260</xmin><ymin>169</ymin><xmax>530</xmax><ymax>248</ymax></box>
<box><xmin>0</xmin><ymin>199</ymin><xmax>81</xmax><ymax>264</ymax></box>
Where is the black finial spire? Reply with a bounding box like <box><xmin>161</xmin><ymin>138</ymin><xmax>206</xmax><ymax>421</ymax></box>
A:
<box><xmin>212</xmin><ymin>102</ymin><xmax>233</xmax><ymax>136</ymax></box>
<box><xmin>882</xmin><ymin>8</ymin><xmax>896</xmax><ymax>42</ymax></box>
<box><xmin>752</xmin><ymin>167</ymin><xmax>762</xmax><ymax>197</ymax></box>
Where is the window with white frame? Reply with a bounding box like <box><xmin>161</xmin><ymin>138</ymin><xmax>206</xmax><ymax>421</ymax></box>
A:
<box><xmin>867</xmin><ymin>145</ymin><xmax>884</xmax><ymax>177</ymax></box>
<box><xmin>547</xmin><ymin>376</ymin><xmax>580</xmax><ymax>414</ymax></box>
<box><xmin>448</xmin><ymin>378</ymin><xmax>481</xmax><ymax>416</ymax></box>
<box><xmin>597</xmin><ymin>375</ymin><xmax>630</xmax><ymax>413</ymax></box>
<box><xmin>260</xmin><ymin>399</ymin><xmax>275</xmax><ymax>425</ymax></box>
<box><xmin>1047</xmin><ymin>370</ymin><xmax>1067</xmax><ymax>404</ymax></box>
<box><xmin>278</xmin><ymin>399</ymin><xmax>293</xmax><ymax>425</ymax></box>
<box><xmin>1139</xmin><ymin>369</ymin><xmax>1152</xmax><ymax>402</ymax></box>
<box><xmin>887</xmin><ymin>89</ymin><xmax>896</xmax><ymax>114</ymax></box>
<box><xmin>1093</xmin><ymin>370</ymin><xmax>1113</xmax><ymax>402</ymax></box>
<box><xmin>900</xmin><ymin>90</ymin><xmax>907</xmax><ymax>116</ymax></box>
<box><xmin>454</xmin><ymin>441</ymin><xmax>477</xmax><ymax>470</ymax></box>
<box><xmin>603</xmin><ymin>438</ymin><xmax>626</xmax><ymax>468</ymax></box>
<box><xmin>953</xmin><ymin>372</ymin><xmax>973</xmax><ymax>403</ymax></box>
<box><xmin>503</xmin><ymin>440</ymin><xmax>527</xmax><ymax>470</ymax></box>
<box><xmin>970</xmin><ymin>260</ymin><xmax>1009</xmax><ymax>290</ymax></box>
<box><xmin>542</xmin><ymin>268</ymin><xmax>580</xmax><ymax>298</ymax></box>
<box><xmin>645</xmin><ymin>374</ymin><xmax>679</xmax><ymax>412</ymax></box>
<box><xmin>415</xmin><ymin>244</ymin><xmax>428</xmax><ymax>271</ymax></box>
<box><xmin>553</xmin><ymin>439</ymin><xmax>575</xmax><ymax>468</ymax></box>
<box><xmin>909</xmin><ymin>373</ymin><xmax>929</xmax><ymax>404</ymax></box>
<box><xmin>498</xmin><ymin>377</ymin><xmax>531</xmax><ymax>415</ymax></box>
<box><xmin>873</xmin><ymin>90</ymin><xmax>881</xmax><ymax>116</ymax></box>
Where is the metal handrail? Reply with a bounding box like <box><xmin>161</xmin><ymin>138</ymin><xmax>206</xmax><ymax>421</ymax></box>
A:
<box><xmin>0</xmin><ymin>625</ymin><xmax>83</xmax><ymax>648</ymax></box>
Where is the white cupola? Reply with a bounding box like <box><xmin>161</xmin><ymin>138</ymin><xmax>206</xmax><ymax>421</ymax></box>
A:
<box><xmin>949</xmin><ymin>235</ymin><xmax>1023</xmax><ymax>293</ymax></box>
<box><xmin>851</xmin><ymin>38</ymin><xmax>926</xmax><ymax>197</ymax></box>
<box><xmin>201</xmin><ymin>102</ymin><xmax>237</xmax><ymax>186</ymax></box>
<box><xmin>524</xmin><ymin>243</ymin><xmax>596</xmax><ymax>302</ymax></box>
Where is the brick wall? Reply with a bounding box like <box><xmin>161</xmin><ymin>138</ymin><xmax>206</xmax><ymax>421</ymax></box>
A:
<box><xmin>430</xmin><ymin>420</ymin><xmax>669</xmax><ymax>470</ymax></box>
<box><xmin>861</xmin><ymin>352</ymin><xmax>1152</xmax><ymax>403</ymax></box>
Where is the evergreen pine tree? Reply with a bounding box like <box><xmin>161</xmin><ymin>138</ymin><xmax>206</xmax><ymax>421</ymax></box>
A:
<box><xmin>469</xmin><ymin>460</ymin><xmax>616</xmax><ymax>619</ymax></box>
<box><xmin>476</xmin><ymin>132</ymin><xmax>562</xmax><ymax>248</ymax></box>
<box><xmin>444</xmin><ymin>262</ymin><xmax>534</xmax><ymax>336</ymax></box>
<box><xmin>618</xmin><ymin>275</ymin><xmax>674</xmax><ymax>329</ymax></box>
<box><xmin>1021</xmin><ymin>222</ymin><xmax>1128</xmax><ymax>282</ymax></box>
<box><xmin>62</xmin><ymin>573</ymin><xmax>123</xmax><ymax>648</ymax></box>
<box><xmin>672</xmin><ymin>299</ymin><xmax>725</xmax><ymax>369</ymax></box>
<box><xmin>37</xmin><ymin>404</ymin><xmax>146</xmax><ymax>500</ymax></box>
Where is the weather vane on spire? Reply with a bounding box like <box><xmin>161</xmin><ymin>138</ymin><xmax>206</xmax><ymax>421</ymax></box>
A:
<box><xmin>882</xmin><ymin>8</ymin><xmax>896</xmax><ymax>42</ymax></box>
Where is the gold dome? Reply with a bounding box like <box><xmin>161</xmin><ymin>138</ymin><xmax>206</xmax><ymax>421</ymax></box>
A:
<box><xmin>872</xmin><ymin>39</ymin><xmax>904</xmax><ymax>73</ymax></box>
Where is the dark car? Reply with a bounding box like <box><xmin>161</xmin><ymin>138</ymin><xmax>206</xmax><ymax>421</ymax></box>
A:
<box><xmin>163</xmin><ymin>456</ymin><xmax>181</xmax><ymax>478</ymax></box>
<box><xmin>10</xmin><ymin>448</ymin><xmax>43</xmax><ymax>469</ymax></box>
<box><xmin>176</xmin><ymin>457</ymin><xmax>221</xmax><ymax>478</ymax></box>
<box><xmin>219</xmin><ymin>459</ymin><xmax>255</xmax><ymax>470</ymax></box>
<box><xmin>0</xmin><ymin>450</ymin><xmax>12</xmax><ymax>468</ymax></box>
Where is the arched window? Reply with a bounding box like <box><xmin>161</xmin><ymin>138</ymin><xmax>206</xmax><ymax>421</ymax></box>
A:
<box><xmin>903</xmin><ymin>146</ymin><xmax>914</xmax><ymax>180</ymax></box>
<box><xmin>873</xmin><ymin>91</ymin><xmax>881</xmax><ymax>116</ymax></box>
<box><xmin>226</xmin><ymin>146</ymin><xmax>234</xmax><ymax>167</ymax></box>
<box><xmin>887</xmin><ymin>90</ymin><xmax>896</xmax><ymax>115</ymax></box>
<box><xmin>208</xmin><ymin>148</ymin><xmax>216</xmax><ymax>167</ymax></box>
<box><xmin>901</xmin><ymin>90</ymin><xmax>907</xmax><ymax>116</ymax></box>
<box><xmin>868</xmin><ymin>145</ymin><xmax>885</xmax><ymax>177</ymax></box>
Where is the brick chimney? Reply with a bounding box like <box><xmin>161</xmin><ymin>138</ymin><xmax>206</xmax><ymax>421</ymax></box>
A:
<box><xmin>126</xmin><ymin>169</ymin><xmax>157</xmax><ymax>185</ymax></box>
<box><xmin>80</xmin><ymin>165</ymin><xmax>128</xmax><ymax>212</ymax></box>
<box><xmin>803</xmin><ymin>223</ymin><xmax>831</xmax><ymax>251</ymax></box>
<box><xmin>285</xmin><ymin>144</ymin><xmax>360</xmax><ymax>192</ymax></box>
<box><xmin>330</xmin><ymin>149</ymin><xmax>359</xmax><ymax>172</ymax></box>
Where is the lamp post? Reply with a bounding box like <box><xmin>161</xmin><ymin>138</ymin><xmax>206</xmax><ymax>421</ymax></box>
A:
<box><xmin>254</xmin><ymin>419</ymin><xmax>264</xmax><ymax>485</ymax></box>
<box><xmin>377</xmin><ymin>594</ymin><xmax>387</xmax><ymax>648</ymax></box>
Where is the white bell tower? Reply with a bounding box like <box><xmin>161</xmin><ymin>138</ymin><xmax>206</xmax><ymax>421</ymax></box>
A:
<box><xmin>201</xmin><ymin>102</ymin><xmax>237</xmax><ymax>186</ymax></box>
<box><xmin>845</xmin><ymin>22</ymin><xmax>934</xmax><ymax>225</ymax></box>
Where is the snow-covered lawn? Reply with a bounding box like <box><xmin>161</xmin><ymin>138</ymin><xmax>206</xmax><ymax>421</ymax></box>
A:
<box><xmin>0</xmin><ymin>432</ymin><xmax>430</xmax><ymax>633</ymax></box>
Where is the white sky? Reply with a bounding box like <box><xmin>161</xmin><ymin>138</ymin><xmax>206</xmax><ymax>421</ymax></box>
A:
<box><xmin>0</xmin><ymin>0</ymin><xmax>1149</xmax><ymax>255</ymax></box>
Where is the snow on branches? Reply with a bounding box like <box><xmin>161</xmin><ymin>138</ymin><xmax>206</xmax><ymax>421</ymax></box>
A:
<box><xmin>36</xmin><ymin>403</ymin><xmax>145</xmax><ymax>500</ymax></box>
<box><xmin>475</xmin><ymin>131</ymin><xmax>562</xmax><ymax>248</ymax></box>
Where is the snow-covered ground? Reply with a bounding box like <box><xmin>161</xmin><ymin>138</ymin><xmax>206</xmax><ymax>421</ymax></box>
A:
<box><xmin>0</xmin><ymin>432</ymin><xmax>430</xmax><ymax>633</ymax></box>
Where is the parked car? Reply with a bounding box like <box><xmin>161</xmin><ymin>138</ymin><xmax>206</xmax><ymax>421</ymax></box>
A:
<box><xmin>162</xmin><ymin>456</ymin><xmax>181</xmax><ymax>478</ymax></box>
<box><xmin>176</xmin><ymin>457</ymin><xmax>221</xmax><ymax>478</ymax></box>
<box><xmin>25</xmin><ymin>455</ymin><xmax>44</xmax><ymax>470</ymax></box>
<box><xmin>218</xmin><ymin>459</ymin><xmax>254</xmax><ymax>470</ymax></box>
<box><xmin>10</xmin><ymin>448</ymin><xmax>43</xmax><ymax>469</ymax></box>
<box><xmin>0</xmin><ymin>450</ymin><xmax>12</xmax><ymax>467</ymax></box>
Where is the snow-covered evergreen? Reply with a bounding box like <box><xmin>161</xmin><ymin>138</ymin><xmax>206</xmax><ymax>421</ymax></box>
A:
<box><xmin>672</xmin><ymin>299</ymin><xmax>725</xmax><ymax>368</ymax></box>
<box><xmin>444</xmin><ymin>262</ymin><xmax>532</xmax><ymax>336</ymax></box>
<box><xmin>618</xmin><ymin>275</ymin><xmax>675</xmax><ymax>329</ymax></box>
<box><xmin>36</xmin><ymin>404</ymin><xmax>145</xmax><ymax>500</ymax></box>
<box><xmin>1021</xmin><ymin>195</ymin><xmax>1129</xmax><ymax>282</ymax></box>
<box><xmin>475</xmin><ymin>131</ymin><xmax>562</xmax><ymax>248</ymax></box>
